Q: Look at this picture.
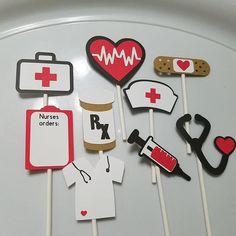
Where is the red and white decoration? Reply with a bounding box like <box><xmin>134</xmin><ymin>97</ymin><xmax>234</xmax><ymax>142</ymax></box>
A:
<box><xmin>16</xmin><ymin>52</ymin><xmax>73</xmax><ymax>94</ymax></box>
<box><xmin>124</xmin><ymin>80</ymin><xmax>178</xmax><ymax>113</ymax></box>
<box><xmin>25</xmin><ymin>105</ymin><xmax>74</xmax><ymax>170</ymax></box>
<box><xmin>173</xmin><ymin>58</ymin><xmax>194</xmax><ymax>73</ymax></box>
<box><xmin>86</xmin><ymin>36</ymin><xmax>145</xmax><ymax>86</ymax></box>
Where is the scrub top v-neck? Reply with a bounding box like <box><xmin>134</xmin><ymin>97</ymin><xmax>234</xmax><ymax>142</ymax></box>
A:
<box><xmin>63</xmin><ymin>155</ymin><xmax>124</xmax><ymax>220</ymax></box>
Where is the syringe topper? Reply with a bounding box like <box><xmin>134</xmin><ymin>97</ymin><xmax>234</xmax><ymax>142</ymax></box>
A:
<box><xmin>128</xmin><ymin>129</ymin><xmax>191</xmax><ymax>181</ymax></box>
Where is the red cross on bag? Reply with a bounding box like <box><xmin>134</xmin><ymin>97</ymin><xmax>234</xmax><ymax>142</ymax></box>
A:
<box><xmin>16</xmin><ymin>52</ymin><xmax>73</xmax><ymax>94</ymax></box>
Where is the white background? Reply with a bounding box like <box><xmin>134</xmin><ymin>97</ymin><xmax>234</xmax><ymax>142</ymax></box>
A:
<box><xmin>0</xmin><ymin>1</ymin><xmax>235</xmax><ymax>236</ymax></box>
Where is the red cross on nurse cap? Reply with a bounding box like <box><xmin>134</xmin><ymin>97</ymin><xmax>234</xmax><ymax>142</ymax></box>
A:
<box><xmin>16</xmin><ymin>52</ymin><xmax>74</xmax><ymax>94</ymax></box>
<box><xmin>123</xmin><ymin>79</ymin><xmax>178</xmax><ymax>113</ymax></box>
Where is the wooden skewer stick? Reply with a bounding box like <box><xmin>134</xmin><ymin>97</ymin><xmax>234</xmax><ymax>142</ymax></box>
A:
<box><xmin>116</xmin><ymin>84</ymin><xmax>127</xmax><ymax>141</ymax></box>
<box><xmin>149</xmin><ymin>109</ymin><xmax>170</xmax><ymax>236</ymax></box>
<box><xmin>44</xmin><ymin>94</ymin><xmax>53</xmax><ymax>236</ymax></box>
<box><xmin>196</xmin><ymin>159</ymin><xmax>212</xmax><ymax>236</ymax></box>
<box><xmin>181</xmin><ymin>73</ymin><xmax>192</xmax><ymax>154</ymax></box>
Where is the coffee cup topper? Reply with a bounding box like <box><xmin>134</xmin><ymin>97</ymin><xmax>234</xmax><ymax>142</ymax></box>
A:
<box><xmin>79</xmin><ymin>88</ymin><xmax>116</xmax><ymax>151</ymax></box>
<box><xmin>154</xmin><ymin>56</ymin><xmax>210</xmax><ymax>76</ymax></box>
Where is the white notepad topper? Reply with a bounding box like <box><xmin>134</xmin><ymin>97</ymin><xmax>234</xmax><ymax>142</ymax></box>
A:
<box><xmin>25</xmin><ymin>105</ymin><xmax>74</xmax><ymax>170</ymax></box>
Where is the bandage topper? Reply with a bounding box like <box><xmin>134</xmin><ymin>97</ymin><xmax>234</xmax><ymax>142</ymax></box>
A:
<box><xmin>124</xmin><ymin>80</ymin><xmax>178</xmax><ymax>113</ymax></box>
<box><xmin>16</xmin><ymin>52</ymin><xmax>73</xmax><ymax>94</ymax></box>
<box><xmin>154</xmin><ymin>56</ymin><xmax>210</xmax><ymax>76</ymax></box>
<box><xmin>176</xmin><ymin>114</ymin><xmax>236</xmax><ymax>175</ymax></box>
<box><xmin>79</xmin><ymin>88</ymin><xmax>116</xmax><ymax>151</ymax></box>
<box><xmin>25</xmin><ymin>105</ymin><xmax>74</xmax><ymax>170</ymax></box>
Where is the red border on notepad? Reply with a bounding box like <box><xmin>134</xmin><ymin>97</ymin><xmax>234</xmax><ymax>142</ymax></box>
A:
<box><xmin>25</xmin><ymin>105</ymin><xmax>74</xmax><ymax>170</ymax></box>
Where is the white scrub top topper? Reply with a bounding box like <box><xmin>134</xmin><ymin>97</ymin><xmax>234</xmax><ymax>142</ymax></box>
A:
<box><xmin>63</xmin><ymin>155</ymin><xmax>124</xmax><ymax>220</ymax></box>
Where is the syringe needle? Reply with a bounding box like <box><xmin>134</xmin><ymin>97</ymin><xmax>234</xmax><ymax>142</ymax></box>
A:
<box><xmin>175</xmin><ymin>165</ymin><xmax>191</xmax><ymax>181</ymax></box>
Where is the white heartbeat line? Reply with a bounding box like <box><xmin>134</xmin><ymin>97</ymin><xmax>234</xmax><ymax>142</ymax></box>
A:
<box><xmin>92</xmin><ymin>46</ymin><xmax>141</xmax><ymax>66</ymax></box>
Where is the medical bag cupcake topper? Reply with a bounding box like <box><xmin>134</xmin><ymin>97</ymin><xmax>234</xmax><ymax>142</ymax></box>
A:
<box><xmin>15</xmin><ymin>52</ymin><xmax>74</xmax><ymax>236</ymax></box>
<box><xmin>86</xmin><ymin>36</ymin><xmax>145</xmax><ymax>141</ymax></box>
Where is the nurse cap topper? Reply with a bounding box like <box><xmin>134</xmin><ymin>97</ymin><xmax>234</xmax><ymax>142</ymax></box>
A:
<box><xmin>124</xmin><ymin>80</ymin><xmax>178</xmax><ymax>113</ymax></box>
<box><xmin>79</xmin><ymin>88</ymin><xmax>116</xmax><ymax>151</ymax></box>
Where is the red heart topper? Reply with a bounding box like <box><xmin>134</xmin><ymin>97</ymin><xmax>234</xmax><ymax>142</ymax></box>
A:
<box><xmin>86</xmin><ymin>36</ymin><xmax>145</xmax><ymax>86</ymax></box>
<box><xmin>214</xmin><ymin>136</ymin><xmax>236</xmax><ymax>156</ymax></box>
<box><xmin>177</xmin><ymin>60</ymin><xmax>190</xmax><ymax>71</ymax></box>
<box><xmin>81</xmin><ymin>210</ymin><xmax>87</xmax><ymax>216</ymax></box>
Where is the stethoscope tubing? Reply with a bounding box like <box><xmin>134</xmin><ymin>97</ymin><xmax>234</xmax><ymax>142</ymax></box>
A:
<box><xmin>72</xmin><ymin>156</ymin><xmax>110</xmax><ymax>183</ymax></box>
<box><xmin>176</xmin><ymin>114</ymin><xmax>230</xmax><ymax>176</ymax></box>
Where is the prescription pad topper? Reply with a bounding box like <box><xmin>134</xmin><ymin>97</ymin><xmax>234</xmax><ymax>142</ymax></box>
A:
<box><xmin>25</xmin><ymin>105</ymin><xmax>74</xmax><ymax>170</ymax></box>
<box><xmin>16</xmin><ymin>52</ymin><xmax>73</xmax><ymax>94</ymax></box>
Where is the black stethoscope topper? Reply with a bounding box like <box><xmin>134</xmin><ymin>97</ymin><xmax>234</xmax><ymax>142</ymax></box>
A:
<box><xmin>176</xmin><ymin>113</ymin><xmax>236</xmax><ymax>176</ymax></box>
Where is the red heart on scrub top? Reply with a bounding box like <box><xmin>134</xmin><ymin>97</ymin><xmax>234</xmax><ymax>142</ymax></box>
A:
<box><xmin>86</xmin><ymin>36</ymin><xmax>145</xmax><ymax>86</ymax></box>
<box><xmin>177</xmin><ymin>60</ymin><xmax>190</xmax><ymax>71</ymax></box>
<box><xmin>81</xmin><ymin>210</ymin><xmax>87</xmax><ymax>216</ymax></box>
<box><xmin>214</xmin><ymin>136</ymin><xmax>236</xmax><ymax>156</ymax></box>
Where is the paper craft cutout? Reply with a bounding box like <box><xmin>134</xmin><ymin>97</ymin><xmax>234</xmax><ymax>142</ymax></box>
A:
<box><xmin>128</xmin><ymin>129</ymin><xmax>191</xmax><ymax>181</ymax></box>
<box><xmin>86</xmin><ymin>36</ymin><xmax>145</xmax><ymax>86</ymax></box>
<box><xmin>176</xmin><ymin>114</ymin><xmax>236</xmax><ymax>175</ymax></box>
<box><xmin>123</xmin><ymin>80</ymin><xmax>178</xmax><ymax>113</ymax></box>
<box><xmin>154</xmin><ymin>56</ymin><xmax>210</xmax><ymax>76</ymax></box>
<box><xmin>79</xmin><ymin>88</ymin><xmax>116</xmax><ymax>151</ymax></box>
<box><xmin>215</xmin><ymin>136</ymin><xmax>236</xmax><ymax>156</ymax></box>
<box><xmin>16</xmin><ymin>52</ymin><xmax>73</xmax><ymax>94</ymax></box>
<box><xmin>63</xmin><ymin>155</ymin><xmax>124</xmax><ymax>220</ymax></box>
<box><xmin>25</xmin><ymin>106</ymin><xmax>74</xmax><ymax>170</ymax></box>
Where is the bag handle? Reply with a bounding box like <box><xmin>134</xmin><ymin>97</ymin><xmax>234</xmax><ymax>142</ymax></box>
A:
<box><xmin>35</xmin><ymin>52</ymin><xmax>56</xmax><ymax>61</ymax></box>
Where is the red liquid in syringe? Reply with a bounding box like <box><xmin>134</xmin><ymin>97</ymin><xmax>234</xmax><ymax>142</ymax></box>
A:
<box><xmin>150</xmin><ymin>146</ymin><xmax>177</xmax><ymax>172</ymax></box>
<box><xmin>140</xmin><ymin>137</ymin><xmax>177</xmax><ymax>173</ymax></box>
